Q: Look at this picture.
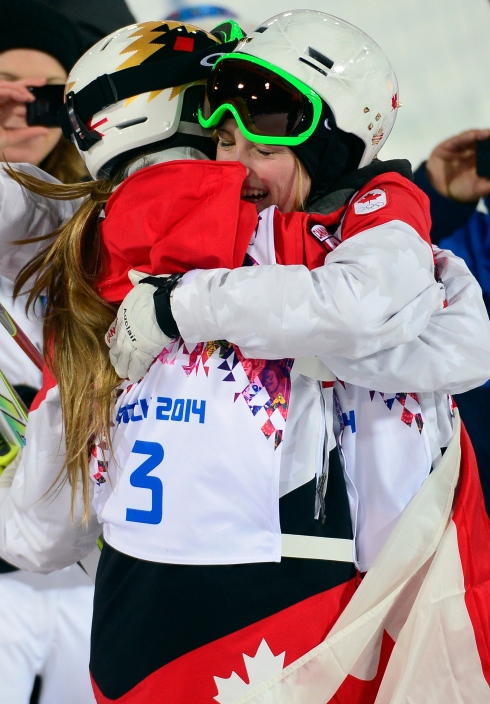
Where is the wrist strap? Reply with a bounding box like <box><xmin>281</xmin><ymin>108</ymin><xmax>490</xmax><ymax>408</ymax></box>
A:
<box><xmin>139</xmin><ymin>275</ymin><xmax>183</xmax><ymax>338</ymax></box>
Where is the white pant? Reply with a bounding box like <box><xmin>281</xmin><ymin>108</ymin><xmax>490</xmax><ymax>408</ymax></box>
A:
<box><xmin>0</xmin><ymin>564</ymin><xmax>95</xmax><ymax>704</ymax></box>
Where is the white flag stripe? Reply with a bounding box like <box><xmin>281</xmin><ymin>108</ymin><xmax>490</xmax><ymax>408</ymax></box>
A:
<box><xmin>375</xmin><ymin>521</ymin><xmax>490</xmax><ymax>703</ymax></box>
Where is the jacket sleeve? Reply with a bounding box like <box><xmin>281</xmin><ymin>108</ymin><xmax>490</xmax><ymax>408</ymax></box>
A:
<box><xmin>0</xmin><ymin>382</ymin><xmax>100</xmax><ymax>573</ymax></box>
<box><xmin>172</xmin><ymin>220</ymin><xmax>446</xmax><ymax>361</ymax></box>
<box><xmin>0</xmin><ymin>164</ymin><xmax>82</xmax><ymax>282</ymax></box>
<box><xmin>172</xmin><ymin>223</ymin><xmax>490</xmax><ymax>394</ymax></box>
<box><xmin>322</xmin><ymin>246</ymin><xmax>490</xmax><ymax>393</ymax></box>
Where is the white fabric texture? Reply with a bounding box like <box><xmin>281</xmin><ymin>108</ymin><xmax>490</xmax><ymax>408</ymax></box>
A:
<box><xmin>0</xmin><ymin>168</ymin><xmax>95</xmax><ymax>704</ymax></box>
<box><xmin>97</xmin><ymin>341</ymin><xmax>286</xmax><ymax>565</ymax></box>
<box><xmin>334</xmin><ymin>383</ymin><xmax>433</xmax><ymax>572</ymax></box>
<box><xmin>324</xmin><ymin>246</ymin><xmax>490</xmax><ymax>394</ymax></box>
<box><xmin>374</xmin><ymin>521</ymin><xmax>490</xmax><ymax>703</ymax></box>
<box><xmin>0</xmin><ymin>164</ymin><xmax>81</xmax><ymax>283</ymax></box>
<box><xmin>0</xmin><ymin>566</ymin><xmax>95</xmax><ymax>704</ymax></box>
<box><xmin>0</xmin><ymin>384</ymin><xmax>101</xmax><ymax>572</ymax></box>
<box><xmin>0</xmin><ymin>276</ymin><xmax>43</xmax><ymax>388</ymax></box>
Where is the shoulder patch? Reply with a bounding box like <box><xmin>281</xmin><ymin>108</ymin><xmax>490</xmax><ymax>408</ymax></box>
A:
<box><xmin>310</xmin><ymin>224</ymin><xmax>341</xmax><ymax>250</ymax></box>
<box><xmin>353</xmin><ymin>188</ymin><xmax>387</xmax><ymax>215</ymax></box>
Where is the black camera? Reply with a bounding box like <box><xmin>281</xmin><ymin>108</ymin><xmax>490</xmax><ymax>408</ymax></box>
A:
<box><xmin>26</xmin><ymin>84</ymin><xmax>65</xmax><ymax>127</ymax></box>
<box><xmin>476</xmin><ymin>138</ymin><xmax>490</xmax><ymax>180</ymax></box>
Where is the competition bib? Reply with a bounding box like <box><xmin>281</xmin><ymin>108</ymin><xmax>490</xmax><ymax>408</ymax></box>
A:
<box><xmin>92</xmin><ymin>340</ymin><xmax>293</xmax><ymax>564</ymax></box>
<box><xmin>334</xmin><ymin>383</ymin><xmax>432</xmax><ymax>571</ymax></box>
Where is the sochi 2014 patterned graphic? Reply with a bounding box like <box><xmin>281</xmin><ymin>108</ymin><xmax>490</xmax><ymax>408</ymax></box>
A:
<box><xmin>157</xmin><ymin>339</ymin><xmax>293</xmax><ymax>449</ymax></box>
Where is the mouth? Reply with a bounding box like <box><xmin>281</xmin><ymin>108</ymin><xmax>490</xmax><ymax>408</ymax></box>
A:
<box><xmin>241</xmin><ymin>189</ymin><xmax>268</xmax><ymax>204</ymax></box>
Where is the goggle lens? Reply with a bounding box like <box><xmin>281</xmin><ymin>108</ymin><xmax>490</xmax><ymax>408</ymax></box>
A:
<box><xmin>202</xmin><ymin>59</ymin><xmax>313</xmax><ymax>138</ymax></box>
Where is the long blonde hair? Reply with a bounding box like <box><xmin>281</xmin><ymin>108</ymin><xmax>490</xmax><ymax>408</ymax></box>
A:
<box><xmin>293</xmin><ymin>155</ymin><xmax>310</xmax><ymax>212</ymax></box>
<box><xmin>40</xmin><ymin>136</ymin><xmax>88</xmax><ymax>184</ymax></box>
<box><xmin>12</xmin><ymin>167</ymin><xmax>122</xmax><ymax>520</ymax></box>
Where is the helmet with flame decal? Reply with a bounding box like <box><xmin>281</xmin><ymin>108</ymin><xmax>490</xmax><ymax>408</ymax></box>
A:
<box><xmin>59</xmin><ymin>20</ymin><xmax>243</xmax><ymax>178</ymax></box>
<box><xmin>199</xmin><ymin>10</ymin><xmax>399</xmax><ymax>203</ymax></box>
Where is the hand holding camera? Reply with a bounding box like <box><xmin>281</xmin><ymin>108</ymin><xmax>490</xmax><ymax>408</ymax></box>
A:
<box><xmin>425</xmin><ymin>128</ymin><xmax>490</xmax><ymax>203</ymax></box>
<box><xmin>0</xmin><ymin>78</ymin><xmax>53</xmax><ymax>153</ymax></box>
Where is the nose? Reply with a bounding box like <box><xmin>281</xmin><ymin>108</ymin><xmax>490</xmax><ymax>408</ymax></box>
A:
<box><xmin>231</xmin><ymin>144</ymin><xmax>252</xmax><ymax>177</ymax></box>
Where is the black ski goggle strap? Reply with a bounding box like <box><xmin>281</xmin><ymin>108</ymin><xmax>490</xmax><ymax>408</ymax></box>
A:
<box><xmin>59</xmin><ymin>38</ymin><xmax>239</xmax><ymax>151</ymax></box>
<box><xmin>62</xmin><ymin>91</ymin><xmax>102</xmax><ymax>151</ymax></box>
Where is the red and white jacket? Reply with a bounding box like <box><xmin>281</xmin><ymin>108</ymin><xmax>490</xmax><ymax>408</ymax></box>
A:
<box><xmin>0</xmin><ymin>160</ymin><xmax>488</xmax><ymax>574</ymax></box>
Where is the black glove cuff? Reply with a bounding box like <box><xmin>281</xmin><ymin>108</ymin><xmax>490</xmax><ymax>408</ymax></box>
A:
<box><xmin>139</xmin><ymin>275</ymin><xmax>183</xmax><ymax>339</ymax></box>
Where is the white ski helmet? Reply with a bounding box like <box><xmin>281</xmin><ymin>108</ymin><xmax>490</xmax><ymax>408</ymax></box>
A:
<box><xmin>200</xmin><ymin>10</ymin><xmax>399</xmax><ymax>171</ymax></box>
<box><xmin>59</xmin><ymin>20</ymin><xmax>242</xmax><ymax>178</ymax></box>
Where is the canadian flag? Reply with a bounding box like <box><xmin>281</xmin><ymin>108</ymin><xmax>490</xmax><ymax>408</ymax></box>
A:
<box><xmin>239</xmin><ymin>411</ymin><xmax>490</xmax><ymax>704</ymax></box>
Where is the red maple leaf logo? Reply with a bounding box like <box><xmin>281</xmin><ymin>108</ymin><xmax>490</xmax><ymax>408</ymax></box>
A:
<box><xmin>359</xmin><ymin>192</ymin><xmax>382</xmax><ymax>204</ymax></box>
<box><xmin>391</xmin><ymin>93</ymin><xmax>398</xmax><ymax>111</ymax></box>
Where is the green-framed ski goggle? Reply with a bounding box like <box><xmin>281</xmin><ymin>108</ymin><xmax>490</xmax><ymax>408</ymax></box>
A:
<box><xmin>198</xmin><ymin>53</ymin><xmax>323</xmax><ymax>146</ymax></box>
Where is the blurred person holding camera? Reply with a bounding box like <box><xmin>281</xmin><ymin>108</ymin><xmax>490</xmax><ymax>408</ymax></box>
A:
<box><xmin>0</xmin><ymin>2</ymin><xmax>87</xmax><ymax>177</ymax></box>
<box><xmin>414</xmin><ymin>128</ymin><xmax>490</xmax><ymax>513</ymax></box>
<box><xmin>0</xmin><ymin>0</ymin><xmax>136</xmax><ymax>701</ymax></box>
<box><xmin>0</xmin><ymin>0</ymin><xmax>87</xmax><ymax>409</ymax></box>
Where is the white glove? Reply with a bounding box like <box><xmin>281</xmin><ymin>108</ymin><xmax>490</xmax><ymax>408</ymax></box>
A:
<box><xmin>105</xmin><ymin>270</ymin><xmax>174</xmax><ymax>382</ymax></box>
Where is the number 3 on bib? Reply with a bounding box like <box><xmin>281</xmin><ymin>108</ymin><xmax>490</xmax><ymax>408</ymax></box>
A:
<box><xmin>126</xmin><ymin>440</ymin><xmax>164</xmax><ymax>525</ymax></box>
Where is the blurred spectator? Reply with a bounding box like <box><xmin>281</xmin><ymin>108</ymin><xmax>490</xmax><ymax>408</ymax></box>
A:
<box><xmin>414</xmin><ymin>128</ymin><xmax>490</xmax><ymax>513</ymax></box>
<box><xmin>0</xmin><ymin>1</ymin><xmax>95</xmax><ymax>702</ymax></box>
<box><xmin>0</xmin><ymin>0</ymin><xmax>86</xmax><ymax>180</ymax></box>
<box><xmin>40</xmin><ymin>0</ymin><xmax>135</xmax><ymax>53</ymax></box>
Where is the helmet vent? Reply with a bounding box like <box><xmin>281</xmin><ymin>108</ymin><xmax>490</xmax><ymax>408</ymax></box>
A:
<box><xmin>307</xmin><ymin>47</ymin><xmax>334</xmax><ymax>69</ymax></box>
<box><xmin>299</xmin><ymin>57</ymin><xmax>328</xmax><ymax>77</ymax></box>
<box><xmin>100</xmin><ymin>37</ymin><xmax>115</xmax><ymax>52</ymax></box>
<box><xmin>299</xmin><ymin>48</ymin><xmax>334</xmax><ymax>77</ymax></box>
<box><xmin>115</xmin><ymin>117</ymin><xmax>148</xmax><ymax>130</ymax></box>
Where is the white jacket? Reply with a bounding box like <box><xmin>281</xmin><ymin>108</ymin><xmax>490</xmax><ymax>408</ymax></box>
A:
<box><xmin>0</xmin><ymin>164</ymin><xmax>81</xmax><ymax>283</ymax></box>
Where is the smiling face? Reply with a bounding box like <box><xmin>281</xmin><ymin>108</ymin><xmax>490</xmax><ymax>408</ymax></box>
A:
<box><xmin>215</xmin><ymin>118</ymin><xmax>311</xmax><ymax>213</ymax></box>
<box><xmin>0</xmin><ymin>48</ymin><xmax>67</xmax><ymax>165</ymax></box>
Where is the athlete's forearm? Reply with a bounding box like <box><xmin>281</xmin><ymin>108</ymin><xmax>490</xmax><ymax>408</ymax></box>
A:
<box><xmin>173</xmin><ymin>223</ymin><xmax>444</xmax><ymax>360</ymax></box>
<box><xmin>321</xmin><ymin>246</ymin><xmax>490</xmax><ymax>393</ymax></box>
